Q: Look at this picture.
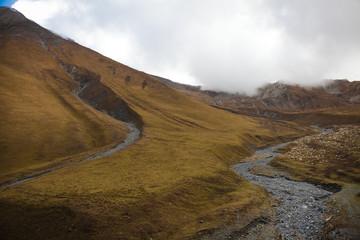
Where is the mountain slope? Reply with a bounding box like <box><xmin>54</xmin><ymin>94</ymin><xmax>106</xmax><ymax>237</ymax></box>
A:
<box><xmin>0</xmin><ymin>7</ymin><xmax>310</xmax><ymax>239</ymax></box>
<box><xmin>0</xmin><ymin>8</ymin><xmax>128</xmax><ymax>183</ymax></box>
<box><xmin>154</xmin><ymin>76</ymin><xmax>360</xmax><ymax>126</ymax></box>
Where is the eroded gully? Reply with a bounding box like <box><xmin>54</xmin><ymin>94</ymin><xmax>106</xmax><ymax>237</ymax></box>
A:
<box><xmin>231</xmin><ymin>142</ymin><xmax>333</xmax><ymax>239</ymax></box>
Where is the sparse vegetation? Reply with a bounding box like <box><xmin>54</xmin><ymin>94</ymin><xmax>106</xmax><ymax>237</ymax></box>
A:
<box><xmin>270</xmin><ymin>125</ymin><xmax>360</xmax><ymax>184</ymax></box>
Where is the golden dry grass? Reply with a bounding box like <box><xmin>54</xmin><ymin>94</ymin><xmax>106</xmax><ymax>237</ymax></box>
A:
<box><xmin>0</xmin><ymin>37</ymin><xmax>310</xmax><ymax>239</ymax></box>
<box><xmin>0</xmin><ymin>38</ymin><xmax>127</xmax><ymax>183</ymax></box>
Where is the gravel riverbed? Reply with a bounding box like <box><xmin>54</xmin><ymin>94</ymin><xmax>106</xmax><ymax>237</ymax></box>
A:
<box><xmin>232</xmin><ymin>143</ymin><xmax>333</xmax><ymax>239</ymax></box>
<box><xmin>82</xmin><ymin>122</ymin><xmax>140</xmax><ymax>161</ymax></box>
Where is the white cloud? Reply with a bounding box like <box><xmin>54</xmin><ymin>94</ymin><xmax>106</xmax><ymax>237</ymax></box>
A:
<box><xmin>12</xmin><ymin>0</ymin><xmax>360</xmax><ymax>95</ymax></box>
<box><xmin>12</xmin><ymin>0</ymin><xmax>69</xmax><ymax>25</ymax></box>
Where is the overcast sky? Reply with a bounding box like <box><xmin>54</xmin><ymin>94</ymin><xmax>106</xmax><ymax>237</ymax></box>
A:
<box><xmin>9</xmin><ymin>0</ymin><xmax>360</xmax><ymax>95</ymax></box>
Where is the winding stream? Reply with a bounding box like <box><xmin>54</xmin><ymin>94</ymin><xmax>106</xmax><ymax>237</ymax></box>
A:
<box><xmin>81</xmin><ymin>122</ymin><xmax>140</xmax><ymax>161</ymax></box>
<box><xmin>1</xmin><ymin>122</ymin><xmax>141</xmax><ymax>189</ymax></box>
<box><xmin>232</xmin><ymin>143</ymin><xmax>332</xmax><ymax>239</ymax></box>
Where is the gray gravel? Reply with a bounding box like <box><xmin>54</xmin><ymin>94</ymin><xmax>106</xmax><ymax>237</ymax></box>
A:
<box><xmin>83</xmin><ymin>122</ymin><xmax>140</xmax><ymax>161</ymax></box>
<box><xmin>232</xmin><ymin>143</ymin><xmax>332</xmax><ymax>239</ymax></box>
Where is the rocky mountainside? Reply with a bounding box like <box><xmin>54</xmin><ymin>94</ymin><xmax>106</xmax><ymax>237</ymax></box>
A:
<box><xmin>154</xmin><ymin>75</ymin><xmax>360</xmax><ymax>125</ymax></box>
<box><xmin>245</xmin><ymin>80</ymin><xmax>360</xmax><ymax>109</ymax></box>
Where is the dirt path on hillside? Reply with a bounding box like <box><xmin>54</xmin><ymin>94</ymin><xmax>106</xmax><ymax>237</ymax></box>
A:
<box><xmin>1</xmin><ymin>122</ymin><xmax>141</xmax><ymax>189</ymax></box>
<box><xmin>231</xmin><ymin>143</ymin><xmax>333</xmax><ymax>239</ymax></box>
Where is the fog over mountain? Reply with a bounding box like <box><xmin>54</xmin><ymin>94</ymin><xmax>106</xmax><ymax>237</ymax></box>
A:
<box><xmin>12</xmin><ymin>0</ymin><xmax>360</xmax><ymax>95</ymax></box>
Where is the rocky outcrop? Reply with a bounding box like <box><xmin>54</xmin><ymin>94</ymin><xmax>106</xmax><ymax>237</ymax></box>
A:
<box><xmin>157</xmin><ymin>75</ymin><xmax>360</xmax><ymax>125</ymax></box>
<box><xmin>71</xmin><ymin>66</ymin><xmax>143</xmax><ymax>130</ymax></box>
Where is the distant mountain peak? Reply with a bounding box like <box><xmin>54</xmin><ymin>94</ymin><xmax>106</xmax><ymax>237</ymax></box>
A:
<box><xmin>258</xmin><ymin>81</ymin><xmax>288</xmax><ymax>99</ymax></box>
<box><xmin>157</xmin><ymin>75</ymin><xmax>360</xmax><ymax>124</ymax></box>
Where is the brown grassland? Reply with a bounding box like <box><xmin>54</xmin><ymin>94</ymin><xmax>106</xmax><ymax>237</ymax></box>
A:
<box><xmin>0</xmin><ymin>38</ymin><xmax>127</xmax><ymax>184</ymax></box>
<box><xmin>0</xmin><ymin>34</ymin><xmax>311</xmax><ymax>239</ymax></box>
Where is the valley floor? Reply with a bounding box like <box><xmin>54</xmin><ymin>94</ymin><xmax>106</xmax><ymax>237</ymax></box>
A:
<box><xmin>232</xmin><ymin>143</ymin><xmax>332</xmax><ymax>239</ymax></box>
<box><xmin>1</xmin><ymin>125</ymin><xmax>359</xmax><ymax>239</ymax></box>
<box><xmin>193</xmin><ymin>125</ymin><xmax>360</xmax><ymax>239</ymax></box>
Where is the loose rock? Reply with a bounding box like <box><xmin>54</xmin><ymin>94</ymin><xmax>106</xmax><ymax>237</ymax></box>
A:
<box><xmin>232</xmin><ymin>142</ymin><xmax>332</xmax><ymax>239</ymax></box>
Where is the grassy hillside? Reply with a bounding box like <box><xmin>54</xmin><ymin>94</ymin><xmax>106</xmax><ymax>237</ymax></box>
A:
<box><xmin>0</xmin><ymin>12</ymin><xmax>312</xmax><ymax>239</ymax></box>
<box><xmin>0</xmin><ymin>37</ymin><xmax>127</xmax><ymax>184</ymax></box>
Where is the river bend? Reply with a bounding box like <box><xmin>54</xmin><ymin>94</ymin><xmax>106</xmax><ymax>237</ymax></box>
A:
<box><xmin>232</xmin><ymin>143</ymin><xmax>332</xmax><ymax>239</ymax></box>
